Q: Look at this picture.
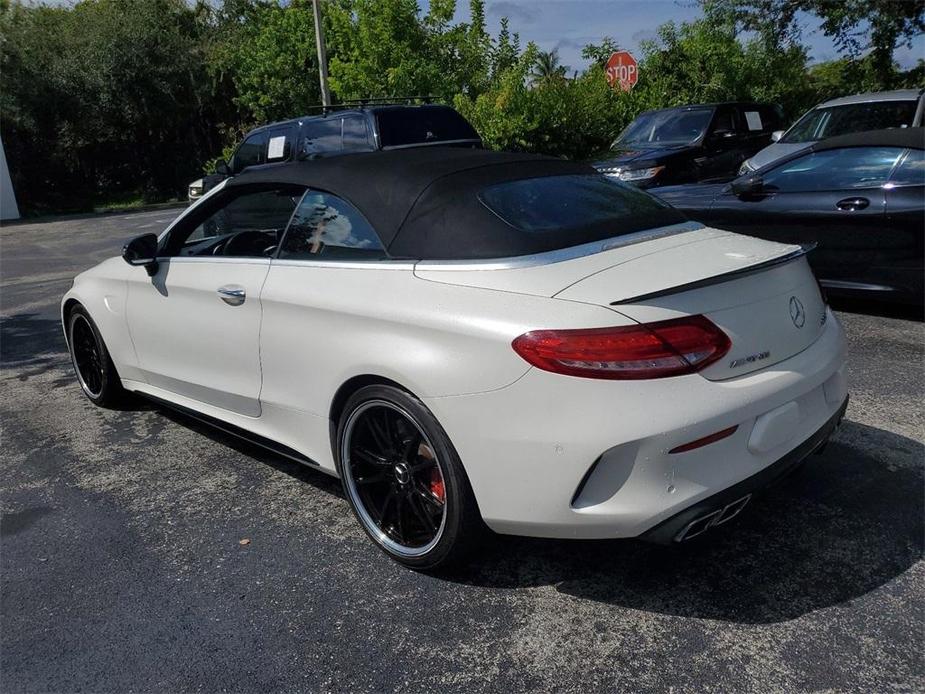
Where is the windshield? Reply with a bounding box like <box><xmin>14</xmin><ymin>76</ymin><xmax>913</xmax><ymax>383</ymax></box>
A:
<box><xmin>479</xmin><ymin>174</ymin><xmax>685</xmax><ymax>236</ymax></box>
<box><xmin>376</xmin><ymin>107</ymin><xmax>481</xmax><ymax>148</ymax></box>
<box><xmin>615</xmin><ymin>108</ymin><xmax>714</xmax><ymax>147</ymax></box>
<box><xmin>783</xmin><ymin>101</ymin><xmax>918</xmax><ymax>143</ymax></box>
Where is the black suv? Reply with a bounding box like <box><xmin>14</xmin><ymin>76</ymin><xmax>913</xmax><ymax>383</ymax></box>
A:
<box><xmin>591</xmin><ymin>102</ymin><xmax>782</xmax><ymax>188</ymax></box>
<box><xmin>189</xmin><ymin>103</ymin><xmax>482</xmax><ymax>200</ymax></box>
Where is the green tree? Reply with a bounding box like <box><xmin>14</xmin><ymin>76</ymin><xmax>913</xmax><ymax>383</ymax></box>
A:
<box><xmin>581</xmin><ymin>37</ymin><xmax>621</xmax><ymax>66</ymax></box>
<box><xmin>529</xmin><ymin>48</ymin><xmax>567</xmax><ymax>84</ymax></box>
<box><xmin>208</xmin><ymin>0</ymin><xmax>329</xmax><ymax>125</ymax></box>
<box><xmin>1</xmin><ymin>0</ymin><xmax>220</xmax><ymax>211</ymax></box>
<box><xmin>702</xmin><ymin>0</ymin><xmax>925</xmax><ymax>88</ymax></box>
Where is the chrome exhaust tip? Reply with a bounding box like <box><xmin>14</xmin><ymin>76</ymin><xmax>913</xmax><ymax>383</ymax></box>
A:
<box><xmin>675</xmin><ymin>494</ymin><xmax>752</xmax><ymax>542</ymax></box>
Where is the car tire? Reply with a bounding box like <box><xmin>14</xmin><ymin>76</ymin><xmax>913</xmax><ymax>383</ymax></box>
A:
<box><xmin>335</xmin><ymin>384</ymin><xmax>482</xmax><ymax>571</ymax></box>
<box><xmin>67</xmin><ymin>304</ymin><xmax>126</xmax><ymax>408</ymax></box>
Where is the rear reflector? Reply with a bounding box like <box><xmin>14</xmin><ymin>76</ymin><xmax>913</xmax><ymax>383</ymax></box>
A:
<box><xmin>512</xmin><ymin>315</ymin><xmax>731</xmax><ymax>380</ymax></box>
<box><xmin>669</xmin><ymin>425</ymin><xmax>738</xmax><ymax>454</ymax></box>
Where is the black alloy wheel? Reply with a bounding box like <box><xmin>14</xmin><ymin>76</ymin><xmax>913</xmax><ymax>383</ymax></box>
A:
<box><xmin>337</xmin><ymin>385</ymin><xmax>482</xmax><ymax>570</ymax></box>
<box><xmin>67</xmin><ymin>305</ymin><xmax>124</xmax><ymax>407</ymax></box>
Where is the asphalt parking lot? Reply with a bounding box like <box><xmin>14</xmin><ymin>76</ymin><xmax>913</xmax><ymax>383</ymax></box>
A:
<box><xmin>1</xmin><ymin>208</ymin><xmax>922</xmax><ymax>693</ymax></box>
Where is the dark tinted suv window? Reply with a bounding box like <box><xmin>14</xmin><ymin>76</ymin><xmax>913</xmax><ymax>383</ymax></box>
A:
<box><xmin>231</xmin><ymin>132</ymin><xmax>266</xmax><ymax>173</ymax></box>
<box><xmin>301</xmin><ymin>120</ymin><xmax>342</xmax><ymax>155</ymax></box>
<box><xmin>480</xmin><ymin>174</ymin><xmax>684</xmax><ymax>234</ymax></box>
<box><xmin>376</xmin><ymin>107</ymin><xmax>480</xmax><ymax>148</ymax></box>
<box><xmin>342</xmin><ymin>116</ymin><xmax>370</xmax><ymax>150</ymax></box>
<box><xmin>784</xmin><ymin>101</ymin><xmax>918</xmax><ymax>143</ymax></box>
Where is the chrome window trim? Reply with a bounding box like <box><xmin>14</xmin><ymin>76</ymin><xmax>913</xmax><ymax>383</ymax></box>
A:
<box><xmin>413</xmin><ymin>221</ymin><xmax>704</xmax><ymax>271</ymax></box>
<box><xmin>271</xmin><ymin>259</ymin><xmax>416</xmax><ymax>270</ymax></box>
<box><xmin>160</xmin><ymin>256</ymin><xmax>272</xmax><ymax>266</ymax></box>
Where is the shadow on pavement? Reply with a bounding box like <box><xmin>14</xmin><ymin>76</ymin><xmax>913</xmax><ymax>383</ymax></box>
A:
<box><xmin>443</xmin><ymin>420</ymin><xmax>923</xmax><ymax>624</ymax></box>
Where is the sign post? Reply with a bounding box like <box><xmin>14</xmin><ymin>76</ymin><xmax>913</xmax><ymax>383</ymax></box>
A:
<box><xmin>605</xmin><ymin>51</ymin><xmax>638</xmax><ymax>92</ymax></box>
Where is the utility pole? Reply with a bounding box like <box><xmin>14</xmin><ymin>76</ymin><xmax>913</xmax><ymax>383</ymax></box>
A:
<box><xmin>312</xmin><ymin>0</ymin><xmax>332</xmax><ymax>109</ymax></box>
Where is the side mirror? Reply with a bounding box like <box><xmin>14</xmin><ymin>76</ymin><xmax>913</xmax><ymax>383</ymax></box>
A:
<box><xmin>215</xmin><ymin>159</ymin><xmax>231</xmax><ymax>176</ymax></box>
<box><xmin>771</xmin><ymin>130</ymin><xmax>784</xmax><ymax>142</ymax></box>
<box><xmin>730</xmin><ymin>174</ymin><xmax>764</xmax><ymax>197</ymax></box>
<box><xmin>122</xmin><ymin>233</ymin><xmax>159</xmax><ymax>275</ymax></box>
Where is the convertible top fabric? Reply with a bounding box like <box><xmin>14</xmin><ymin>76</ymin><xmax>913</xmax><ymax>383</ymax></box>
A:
<box><xmin>227</xmin><ymin>147</ymin><xmax>631</xmax><ymax>259</ymax></box>
<box><xmin>814</xmin><ymin>126</ymin><xmax>924</xmax><ymax>152</ymax></box>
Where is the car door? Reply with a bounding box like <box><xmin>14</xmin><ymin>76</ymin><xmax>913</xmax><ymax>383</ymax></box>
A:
<box><xmin>883</xmin><ymin>148</ymin><xmax>925</xmax><ymax>299</ymax></box>
<box><xmin>125</xmin><ymin>184</ymin><xmax>304</xmax><ymax>416</ymax></box>
<box><xmin>699</xmin><ymin>105</ymin><xmax>748</xmax><ymax>181</ymax></box>
<box><xmin>258</xmin><ymin>189</ymin><xmax>390</xmax><ymax>462</ymax></box>
<box><xmin>707</xmin><ymin>146</ymin><xmax>905</xmax><ymax>285</ymax></box>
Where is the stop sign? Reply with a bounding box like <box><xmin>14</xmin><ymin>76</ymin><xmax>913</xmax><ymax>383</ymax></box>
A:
<box><xmin>605</xmin><ymin>51</ymin><xmax>638</xmax><ymax>92</ymax></box>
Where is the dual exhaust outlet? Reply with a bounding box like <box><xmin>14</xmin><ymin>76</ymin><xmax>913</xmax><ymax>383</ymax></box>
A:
<box><xmin>675</xmin><ymin>493</ymin><xmax>752</xmax><ymax>542</ymax></box>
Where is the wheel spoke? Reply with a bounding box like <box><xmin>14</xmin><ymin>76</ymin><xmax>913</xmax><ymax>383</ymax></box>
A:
<box><xmin>353</xmin><ymin>446</ymin><xmax>390</xmax><ymax>467</ymax></box>
<box><xmin>355</xmin><ymin>471</ymin><xmax>388</xmax><ymax>486</ymax></box>
<box><xmin>377</xmin><ymin>487</ymin><xmax>398</xmax><ymax>526</ymax></box>
<box><xmin>402</xmin><ymin>432</ymin><xmax>423</xmax><ymax>462</ymax></box>
<box><xmin>394</xmin><ymin>493</ymin><xmax>407</xmax><ymax>544</ymax></box>
<box><xmin>365</xmin><ymin>416</ymin><xmax>392</xmax><ymax>453</ymax></box>
<box><xmin>407</xmin><ymin>490</ymin><xmax>437</xmax><ymax>533</ymax></box>
<box><xmin>416</xmin><ymin>485</ymin><xmax>445</xmax><ymax>510</ymax></box>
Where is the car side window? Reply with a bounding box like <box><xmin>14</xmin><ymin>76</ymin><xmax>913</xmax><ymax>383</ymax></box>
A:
<box><xmin>300</xmin><ymin>119</ymin><xmax>342</xmax><ymax>156</ymax></box>
<box><xmin>711</xmin><ymin>106</ymin><xmax>738</xmax><ymax>134</ymax></box>
<box><xmin>163</xmin><ymin>186</ymin><xmax>304</xmax><ymax>258</ymax></box>
<box><xmin>762</xmin><ymin>147</ymin><xmax>905</xmax><ymax>192</ymax></box>
<box><xmin>230</xmin><ymin>132</ymin><xmax>266</xmax><ymax>174</ymax></box>
<box><xmin>342</xmin><ymin>116</ymin><xmax>370</xmax><ymax>150</ymax></box>
<box><xmin>278</xmin><ymin>191</ymin><xmax>386</xmax><ymax>261</ymax></box>
<box><xmin>889</xmin><ymin>149</ymin><xmax>925</xmax><ymax>187</ymax></box>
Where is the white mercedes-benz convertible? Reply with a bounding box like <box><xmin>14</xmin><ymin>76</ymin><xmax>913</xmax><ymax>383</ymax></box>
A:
<box><xmin>62</xmin><ymin>147</ymin><xmax>848</xmax><ymax>569</ymax></box>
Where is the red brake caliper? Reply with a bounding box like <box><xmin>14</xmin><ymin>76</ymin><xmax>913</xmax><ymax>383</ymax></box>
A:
<box><xmin>429</xmin><ymin>467</ymin><xmax>445</xmax><ymax>503</ymax></box>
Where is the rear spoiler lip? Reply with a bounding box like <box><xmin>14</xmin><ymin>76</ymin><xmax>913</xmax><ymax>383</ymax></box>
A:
<box><xmin>609</xmin><ymin>243</ymin><xmax>816</xmax><ymax>306</ymax></box>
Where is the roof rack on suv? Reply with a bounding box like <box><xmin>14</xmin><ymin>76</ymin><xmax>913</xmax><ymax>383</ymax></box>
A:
<box><xmin>304</xmin><ymin>96</ymin><xmax>438</xmax><ymax>115</ymax></box>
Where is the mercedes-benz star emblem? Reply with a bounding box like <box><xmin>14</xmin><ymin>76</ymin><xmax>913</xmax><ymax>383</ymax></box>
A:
<box><xmin>789</xmin><ymin>296</ymin><xmax>805</xmax><ymax>328</ymax></box>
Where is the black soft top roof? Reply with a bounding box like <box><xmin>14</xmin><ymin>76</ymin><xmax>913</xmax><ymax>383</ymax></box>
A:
<box><xmin>228</xmin><ymin>147</ymin><xmax>597</xmax><ymax>259</ymax></box>
<box><xmin>813</xmin><ymin>127</ymin><xmax>925</xmax><ymax>152</ymax></box>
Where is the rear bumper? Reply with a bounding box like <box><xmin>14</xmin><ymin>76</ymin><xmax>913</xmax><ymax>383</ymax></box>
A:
<box><xmin>424</xmin><ymin>308</ymin><xmax>848</xmax><ymax>539</ymax></box>
<box><xmin>641</xmin><ymin>394</ymin><xmax>848</xmax><ymax>544</ymax></box>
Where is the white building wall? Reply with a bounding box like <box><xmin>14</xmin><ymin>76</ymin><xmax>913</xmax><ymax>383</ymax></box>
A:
<box><xmin>0</xmin><ymin>134</ymin><xmax>21</xmax><ymax>221</ymax></box>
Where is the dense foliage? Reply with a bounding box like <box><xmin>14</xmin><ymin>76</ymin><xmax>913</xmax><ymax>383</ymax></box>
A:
<box><xmin>1</xmin><ymin>0</ymin><xmax>921</xmax><ymax>214</ymax></box>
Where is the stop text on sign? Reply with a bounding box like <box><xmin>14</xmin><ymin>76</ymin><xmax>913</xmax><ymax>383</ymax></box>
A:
<box><xmin>605</xmin><ymin>51</ymin><xmax>638</xmax><ymax>92</ymax></box>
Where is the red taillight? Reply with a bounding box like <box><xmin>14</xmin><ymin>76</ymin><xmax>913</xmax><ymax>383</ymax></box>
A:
<box><xmin>511</xmin><ymin>315</ymin><xmax>731</xmax><ymax>380</ymax></box>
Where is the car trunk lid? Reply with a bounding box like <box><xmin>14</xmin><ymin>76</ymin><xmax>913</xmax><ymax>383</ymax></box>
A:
<box><xmin>555</xmin><ymin>233</ymin><xmax>827</xmax><ymax>380</ymax></box>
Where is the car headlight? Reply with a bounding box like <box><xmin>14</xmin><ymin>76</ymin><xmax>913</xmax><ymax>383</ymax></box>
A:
<box><xmin>189</xmin><ymin>186</ymin><xmax>203</xmax><ymax>197</ymax></box>
<box><xmin>738</xmin><ymin>160</ymin><xmax>754</xmax><ymax>176</ymax></box>
<box><xmin>616</xmin><ymin>166</ymin><xmax>664</xmax><ymax>182</ymax></box>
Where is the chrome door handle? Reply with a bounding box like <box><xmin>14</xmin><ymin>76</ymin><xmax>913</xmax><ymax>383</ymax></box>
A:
<box><xmin>835</xmin><ymin>197</ymin><xmax>869</xmax><ymax>211</ymax></box>
<box><xmin>217</xmin><ymin>285</ymin><xmax>246</xmax><ymax>306</ymax></box>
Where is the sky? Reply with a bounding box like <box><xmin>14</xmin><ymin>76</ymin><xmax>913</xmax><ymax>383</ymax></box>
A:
<box><xmin>420</xmin><ymin>0</ymin><xmax>925</xmax><ymax>73</ymax></box>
